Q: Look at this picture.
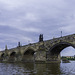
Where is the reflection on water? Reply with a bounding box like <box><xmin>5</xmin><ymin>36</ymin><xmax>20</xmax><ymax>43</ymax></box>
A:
<box><xmin>0</xmin><ymin>61</ymin><xmax>75</xmax><ymax>75</ymax></box>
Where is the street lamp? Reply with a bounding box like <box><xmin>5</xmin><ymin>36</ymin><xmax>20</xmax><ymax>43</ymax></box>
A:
<box><xmin>61</xmin><ymin>31</ymin><xmax>62</xmax><ymax>37</ymax></box>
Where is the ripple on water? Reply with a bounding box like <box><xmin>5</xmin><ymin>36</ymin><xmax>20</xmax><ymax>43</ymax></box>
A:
<box><xmin>60</xmin><ymin>61</ymin><xmax>75</xmax><ymax>75</ymax></box>
<box><xmin>0</xmin><ymin>61</ymin><xmax>75</xmax><ymax>75</ymax></box>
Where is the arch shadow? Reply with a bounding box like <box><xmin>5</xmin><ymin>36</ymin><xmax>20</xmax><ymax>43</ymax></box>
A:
<box><xmin>9</xmin><ymin>52</ymin><xmax>17</xmax><ymax>62</ymax></box>
<box><xmin>50</xmin><ymin>42</ymin><xmax>75</xmax><ymax>55</ymax></box>
<box><xmin>10</xmin><ymin>52</ymin><xmax>16</xmax><ymax>57</ymax></box>
<box><xmin>1</xmin><ymin>53</ymin><xmax>5</xmax><ymax>58</ymax></box>
<box><xmin>22</xmin><ymin>48</ymin><xmax>35</xmax><ymax>62</ymax></box>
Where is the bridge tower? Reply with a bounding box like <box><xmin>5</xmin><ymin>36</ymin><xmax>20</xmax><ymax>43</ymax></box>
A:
<box><xmin>18</xmin><ymin>42</ymin><xmax>21</xmax><ymax>47</ymax></box>
<box><xmin>39</xmin><ymin>34</ymin><xmax>43</xmax><ymax>42</ymax></box>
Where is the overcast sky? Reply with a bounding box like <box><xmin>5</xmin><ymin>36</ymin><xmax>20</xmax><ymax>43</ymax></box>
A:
<box><xmin>0</xmin><ymin>0</ymin><xmax>75</xmax><ymax>56</ymax></box>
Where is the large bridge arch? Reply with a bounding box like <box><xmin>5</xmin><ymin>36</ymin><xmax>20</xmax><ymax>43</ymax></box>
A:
<box><xmin>8</xmin><ymin>51</ymin><xmax>17</xmax><ymax>62</ymax></box>
<box><xmin>22</xmin><ymin>48</ymin><xmax>35</xmax><ymax>62</ymax></box>
<box><xmin>46</xmin><ymin>42</ymin><xmax>75</xmax><ymax>62</ymax></box>
<box><xmin>50</xmin><ymin>42</ymin><xmax>75</xmax><ymax>55</ymax></box>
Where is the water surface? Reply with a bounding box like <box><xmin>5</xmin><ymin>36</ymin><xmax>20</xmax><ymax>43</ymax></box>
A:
<box><xmin>0</xmin><ymin>61</ymin><xmax>75</xmax><ymax>75</ymax></box>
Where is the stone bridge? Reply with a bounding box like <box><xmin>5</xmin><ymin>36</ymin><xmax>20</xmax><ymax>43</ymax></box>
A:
<box><xmin>0</xmin><ymin>34</ymin><xmax>75</xmax><ymax>63</ymax></box>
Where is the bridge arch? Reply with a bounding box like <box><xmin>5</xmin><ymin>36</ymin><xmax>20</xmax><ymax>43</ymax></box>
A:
<box><xmin>1</xmin><ymin>53</ymin><xmax>5</xmax><ymax>58</ymax></box>
<box><xmin>10</xmin><ymin>52</ymin><xmax>16</xmax><ymax>57</ymax></box>
<box><xmin>9</xmin><ymin>51</ymin><xmax>17</xmax><ymax>61</ymax></box>
<box><xmin>50</xmin><ymin>42</ymin><xmax>75</xmax><ymax>55</ymax></box>
<box><xmin>22</xmin><ymin>48</ymin><xmax>35</xmax><ymax>62</ymax></box>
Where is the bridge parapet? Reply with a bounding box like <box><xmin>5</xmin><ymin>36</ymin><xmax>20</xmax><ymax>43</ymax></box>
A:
<box><xmin>0</xmin><ymin>34</ymin><xmax>75</xmax><ymax>63</ymax></box>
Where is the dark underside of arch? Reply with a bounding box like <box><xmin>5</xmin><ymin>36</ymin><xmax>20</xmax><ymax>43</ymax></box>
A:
<box><xmin>10</xmin><ymin>52</ymin><xmax>16</xmax><ymax>57</ymax></box>
<box><xmin>24</xmin><ymin>49</ymin><xmax>35</xmax><ymax>55</ymax></box>
<box><xmin>50</xmin><ymin>42</ymin><xmax>75</xmax><ymax>55</ymax></box>
<box><xmin>1</xmin><ymin>53</ymin><xmax>5</xmax><ymax>58</ymax></box>
<box><xmin>8</xmin><ymin>52</ymin><xmax>16</xmax><ymax>62</ymax></box>
<box><xmin>22</xmin><ymin>49</ymin><xmax>35</xmax><ymax>62</ymax></box>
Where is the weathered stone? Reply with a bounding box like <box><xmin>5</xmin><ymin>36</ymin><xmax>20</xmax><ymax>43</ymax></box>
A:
<box><xmin>0</xmin><ymin>34</ymin><xmax>75</xmax><ymax>63</ymax></box>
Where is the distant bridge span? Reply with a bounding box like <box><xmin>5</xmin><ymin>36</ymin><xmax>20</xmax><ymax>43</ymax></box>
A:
<box><xmin>0</xmin><ymin>34</ymin><xmax>75</xmax><ymax>63</ymax></box>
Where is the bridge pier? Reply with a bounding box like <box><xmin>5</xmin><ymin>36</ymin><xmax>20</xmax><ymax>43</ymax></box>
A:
<box><xmin>35</xmin><ymin>50</ymin><xmax>46</xmax><ymax>62</ymax></box>
<box><xmin>46</xmin><ymin>53</ymin><xmax>61</xmax><ymax>63</ymax></box>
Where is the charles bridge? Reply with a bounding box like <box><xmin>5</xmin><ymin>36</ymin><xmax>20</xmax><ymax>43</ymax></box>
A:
<box><xmin>0</xmin><ymin>34</ymin><xmax>75</xmax><ymax>63</ymax></box>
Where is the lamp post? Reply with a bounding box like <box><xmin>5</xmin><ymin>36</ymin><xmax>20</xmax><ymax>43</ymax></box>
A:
<box><xmin>61</xmin><ymin>31</ymin><xmax>62</xmax><ymax>37</ymax></box>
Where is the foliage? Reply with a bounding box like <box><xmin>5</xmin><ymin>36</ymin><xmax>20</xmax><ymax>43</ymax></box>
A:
<box><xmin>61</xmin><ymin>56</ymin><xmax>75</xmax><ymax>60</ymax></box>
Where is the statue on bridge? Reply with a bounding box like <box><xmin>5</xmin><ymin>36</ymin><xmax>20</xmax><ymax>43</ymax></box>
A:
<box><xmin>39</xmin><ymin>34</ymin><xmax>43</xmax><ymax>42</ymax></box>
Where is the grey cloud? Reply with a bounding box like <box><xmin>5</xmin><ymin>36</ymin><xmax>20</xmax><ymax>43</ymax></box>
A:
<box><xmin>0</xmin><ymin>0</ymin><xmax>75</xmax><ymax>56</ymax></box>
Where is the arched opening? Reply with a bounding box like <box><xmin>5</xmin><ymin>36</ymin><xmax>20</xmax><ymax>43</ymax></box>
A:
<box><xmin>47</xmin><ymin>42</ymin><xmax>75</xmax><ymax>61</ymax></box>
<box><xmin>50</xmin><ymin>42</ymin><xmax>75</xmax><ymax>55</ymax></box>
<box><xmin>10</xmin><ymin>52</ymin><xmax>16</xmax><ymax>57</ymax></box>
<box><xmin>1</xmin><ymin>53</ymin><xmax>5</xmax><ymax>58</ymax></box>
<box><xmin>24</xmin><ymin>50</ymin><xmax>34</xmax><ymax>55</ymax></box>
<box><xmin>9</xmin><ymin>52</ymin><xmax>16</xmax><ymax>62</ymax></box>
<box><xmin>22</xmin><ymin>49</ymin><xmax>35</xmax><ymax>62</ymax></box>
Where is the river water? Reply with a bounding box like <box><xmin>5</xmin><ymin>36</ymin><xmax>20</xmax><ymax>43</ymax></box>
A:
<box><xmin>0</xmin><ymin>61</ymin><xmax>75</xmax><ymax>75</ymax></box>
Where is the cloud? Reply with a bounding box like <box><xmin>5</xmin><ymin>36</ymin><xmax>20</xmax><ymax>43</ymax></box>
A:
<box><xmin>59</xmin><ymin>25</ymin><xmax>75</xmax><ymax>33</ymax></box>
<box><xmin>0</xmin><ymin>33</ymin><xmax>33</xmax><ymax>43</ymax></box>
<box><xmin>0</xmin><ymin>0</ymin><xmax>25</xmax><ymax>10</ymax></box>
<box><xmin>0</xmin><ymin>48</ymin><xmax>4</xmax><ymax>51</ymax></box>
<box><xmin>0</xmin><ymin>0</ymin><xmax>75</xmax><ymax>56</ymax></box>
